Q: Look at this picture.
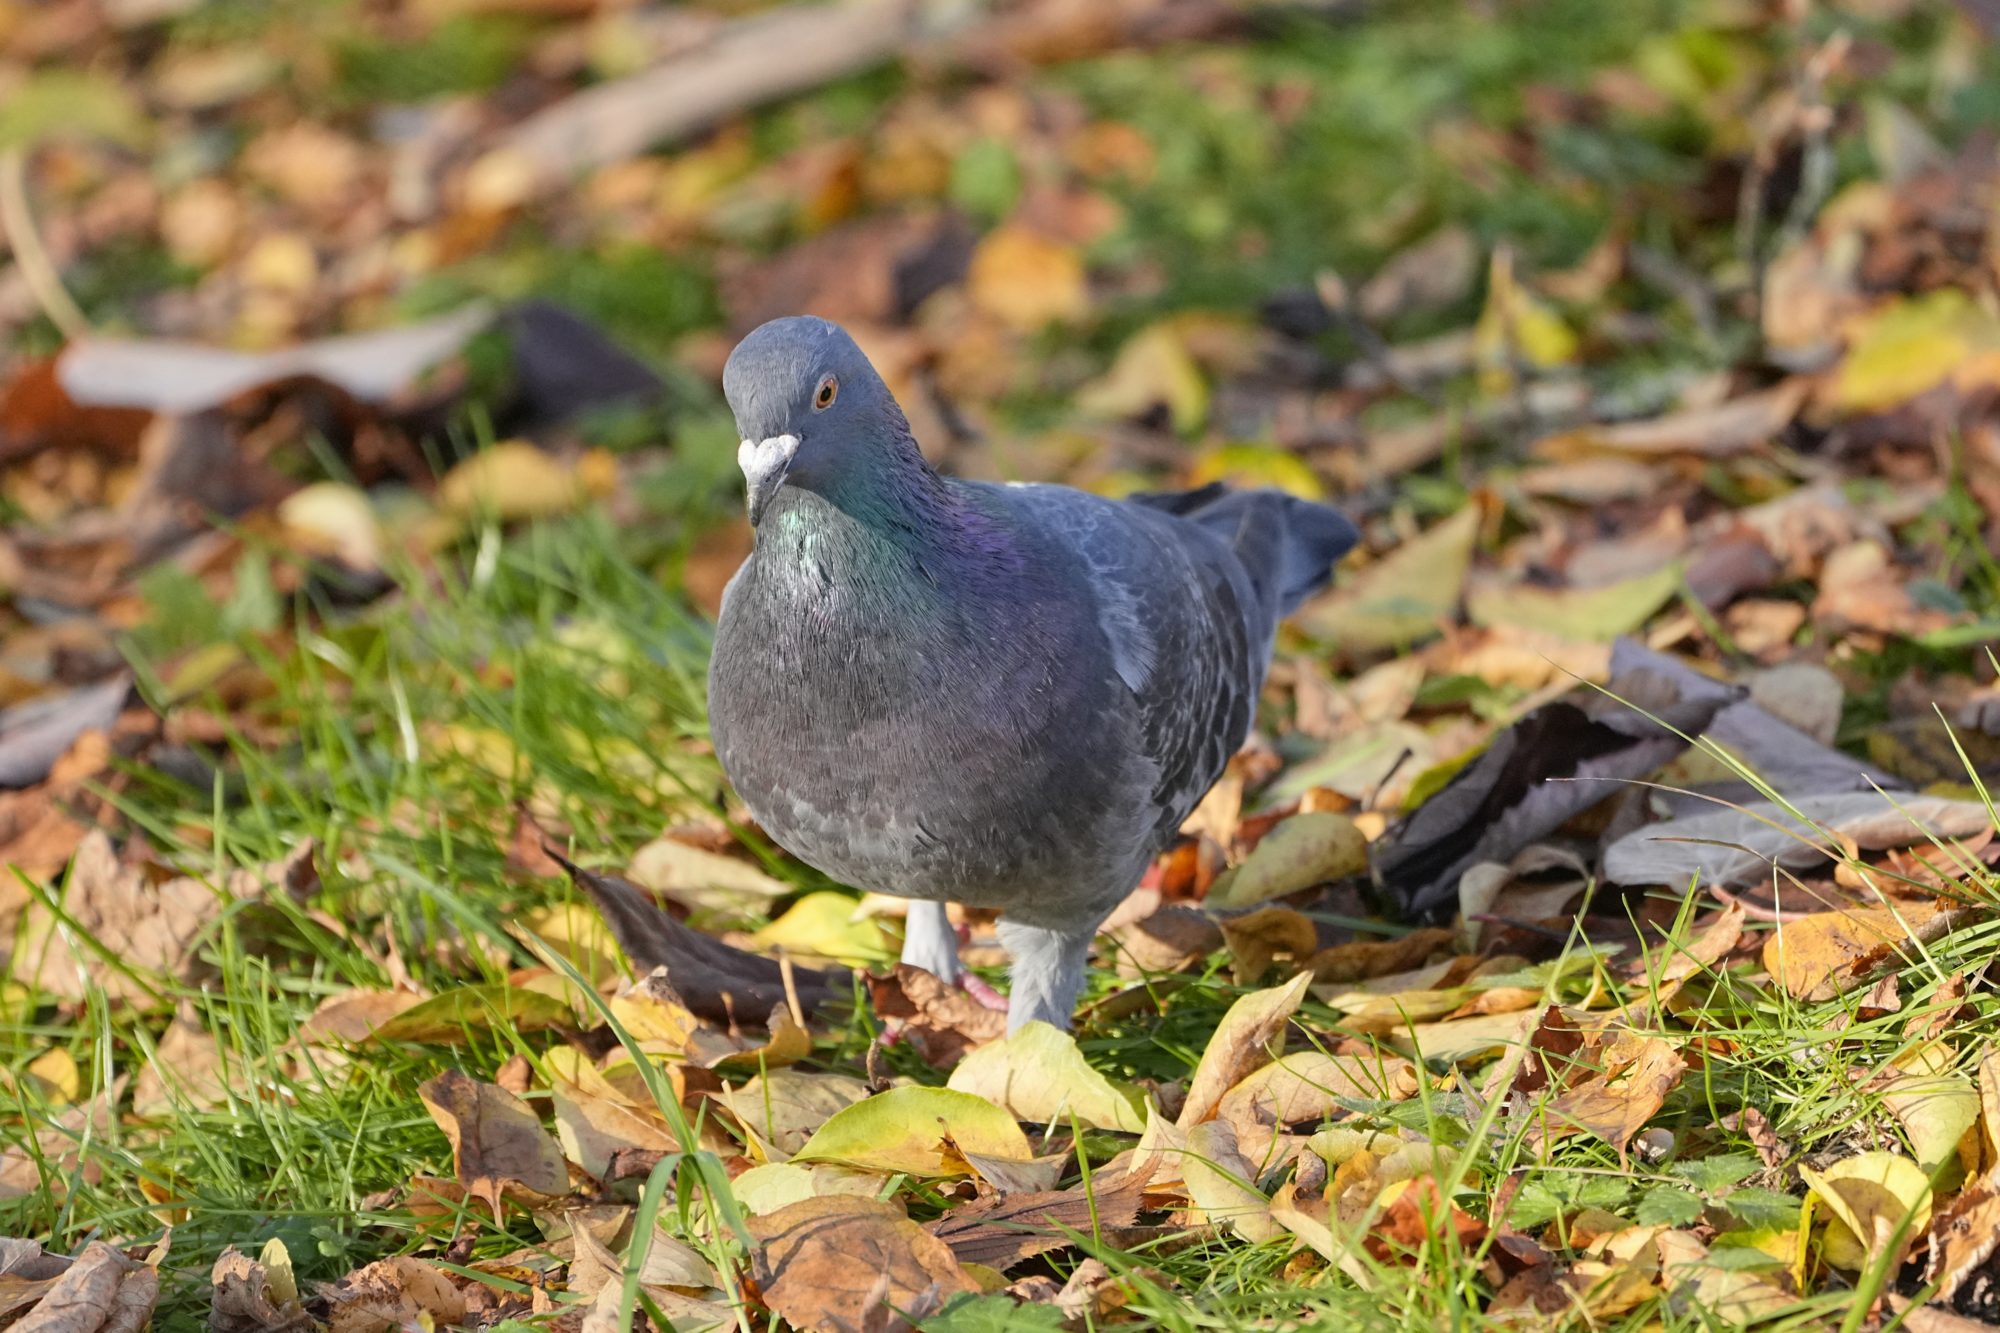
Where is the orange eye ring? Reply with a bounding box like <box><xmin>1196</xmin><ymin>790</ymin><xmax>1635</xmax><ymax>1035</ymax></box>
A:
<box><xmin>813</xmin><ymin>375</ymin><xmax>838</xmax><ymax>411</ymax></box>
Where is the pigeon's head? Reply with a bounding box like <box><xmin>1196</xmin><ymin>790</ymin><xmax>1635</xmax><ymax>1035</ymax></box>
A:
<box><xmin>722</xmin><ymin>316</ymin><xmax>905</xmax><ymax>526</ymax></box>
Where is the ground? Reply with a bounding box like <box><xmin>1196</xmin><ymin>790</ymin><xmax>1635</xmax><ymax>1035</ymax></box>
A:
<box><xmin>2</xmin><ymin>0</ymin><xmax>2000</xmax><ymax>1330</ymax></box>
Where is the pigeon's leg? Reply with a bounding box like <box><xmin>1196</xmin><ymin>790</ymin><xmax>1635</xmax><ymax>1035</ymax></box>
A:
<box><xmin>997</xmin><ymin>917</ymin><xmax>1094</xmax><ymax>1032</ymax></box>
<box><xmin>900</xmin><ymin>899</ymin><xmax>963</xmax><ymax>983</ymax></box>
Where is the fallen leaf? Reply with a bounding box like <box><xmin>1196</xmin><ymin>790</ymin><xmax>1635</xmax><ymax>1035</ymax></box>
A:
<box><xmin>1804</xmin><ymin>1151</ymin><xmax>1932</xmax><ymax>1273</ymax></box>
<box><xmin>1179</xmin><ymin>1119</ymin><xmax>1282</xmax><ymax>1243</ymax></box>
<box><xmin>1656</xmin><ymin>1229</ymin><xmax>1795</xmax><ymax>1322</ymax></box>
<box><xmin>946</xmin><ymin>1020</ymin><xmax>1150</xmax><ymax>1133</ymax></box>
<box><xmin>719</xmin><ymin>1068</ymin><xmax>872</xmax><ymax>1159</ymax></box>
<box><xmin>925</xmin><ymin>1170</ymin><xmax>1145</xmax><ymax>1270</ymax></box>
<box><xmin>1177</xmin><ymin>971</ymin><xmax>1313</xmax><ymax>1129</ymax></box>
<box><xmin>58</xmin><ymin>305</ymin><xmax>493</xmax><ymax>415</ymax></box>
<box><xmin>751</xmin><ymin>890</ymin><xmax>894</xmax><ymax>966</ymax></box>
<box><xmin>322</xmin><ymin>1256</ymin><xmax>468</xmax><ymax>1333</ymax></box>
<box><xmin>3</xmin><ymin>1241</ymin><xmax>156</xmax><ymax>1333</ymax></box>
<box><xmin>209</xmin><ymin>1247</ymin><xmax>313</xmax><ymax>1333</ymax></box>
<box><xmin>792</xmin><ymin>1086</ymin><xmax>1033</xmax><ymax>1178</ymax></box>
<box><xmin>1204</xmin><ymin>812</ymin><xmax>1367</xmax><ymax>910</ymax></box>
<box><xmin>1763</xmin><ymin>898</ymin><xmax>1978</xmax><ymax>1003</ymax></box>
<box><xmin>1296</xmin><ymin>503</ymin><xmax>1481</xmax><ymax>654</ymax></box>
<box><xmin>1465</xmin><ymin>563</ymin><xmax>1682</xmax><ymax>641</ymax></box>
<box><xmin>418</xmin><ymin>1070</ymin><xmax>569</xmax><ymax>1217</ymax></box>
<box><xmin>966</xmin><ymin>225</ymin><xmax>1087</xmax><ymax>330</ymax></box>
<box><xmin>627</xmin><ymin>834</ymin><xmax>791</xmax><ymax>913</ymax></box>
<box><xmin>1604</xmin><ymin>792</ymin><xmax>1994</xmax><ymax>891</ymax></box>
<box><xmin>1214</xmin><ymin>1051</ymin><xmax>1418</xmax><ymax>1162</ymax></box>
<box><xmin>749</xmin><ymin>1196</ymin><xmax>976</xmax><ymax>1331</ymax></box>
<box><xmin>1218</xmin><ymin>906</ymin><xmax>1320</xmax><ymax>983</ymax></box>
<box><xmin>0</xmin><ymin>674</ymin><xmax>130</xmax><ymax>789</ymax></box>
<box><xmin>867</xmin><ymin>964</ymin><xmax>1008</xmax><ymax>1066</ymax></box>
<box><xmin>437</xmin><ymin>441</ymin><xmax>593</xmax><ymax>523</ymax></box>
<box><xmin>1536</xmin><ymin>1033</ymin><xmax>1688</xmax><ymax>1155</ymax></box>
<box><xmin>1075</xmin><ymin>322</ymin><xmax>1207</xmax><ymax>432</ymax></box>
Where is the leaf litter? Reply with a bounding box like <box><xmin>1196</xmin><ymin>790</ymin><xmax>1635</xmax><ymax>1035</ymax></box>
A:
<box><xmin>3</xmin><ymin>0</ymin><xmax>2000</xmax><ymax>1330</ymax></box>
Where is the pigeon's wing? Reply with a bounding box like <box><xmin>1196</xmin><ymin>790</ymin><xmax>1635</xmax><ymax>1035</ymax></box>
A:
<box><xmin>989</xmin><ymin>482</ymin><xmax>1265</xmax><ymax>842</ymax></box>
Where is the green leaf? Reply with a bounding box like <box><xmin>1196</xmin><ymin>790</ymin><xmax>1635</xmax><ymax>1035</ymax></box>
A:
<box><xmin>1465</xmin><ymin>562</ymin><xmax>1682</xmax><ymax>640</ymax></box>
<box><xmin>370</xmin><ymin>980</ymin><xmax>573</xmax><ymax>1043</ymax></box>
<box><xmin>1719</xmin><ymin>1186</ymin><xmax>1803</xmax><ymax>1231</ymax></box>
<box><xmin>1635</xmin><ymin>1186</ymin><xmax>1704</xmax><ymax>1227</ymax></box>
<box><xmin>0</xmin><ymin>71</ymin><xmax>147</xmax><ymax>151</ymax></box>
<box><xmin>793</xmin><ymin>1087</ymin><xmax>1033</xmax><ymax>1178</ymax></box>
<box><xmin>1297</xmin><ymin>504</ymin><xmax>1480</xmax><ymax>653</ymax></box>
<box><xmin>923</xmin><ymin>1292</ymin><xmax>1067</xmax><ymax>1332</ymax></box>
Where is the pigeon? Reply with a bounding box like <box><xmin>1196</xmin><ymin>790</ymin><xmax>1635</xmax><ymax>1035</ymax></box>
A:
<box><xmin>708</xmin><ymin>316</ymin><xmax>1358</xmax><ymax>1031</ymax></box>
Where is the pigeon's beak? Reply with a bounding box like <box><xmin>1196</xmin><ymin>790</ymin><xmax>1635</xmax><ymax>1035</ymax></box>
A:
<box><xmin>738</xmin><ymin>434</ymin><xmax>799</xmax><ymax>526</ymax></box>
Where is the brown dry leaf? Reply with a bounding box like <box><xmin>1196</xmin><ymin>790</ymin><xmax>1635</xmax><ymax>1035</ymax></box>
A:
<box><xmin>1813</xmin><ymin>539</ymin><xmax>1960</xmax><ymax>638</ymax></box>
<box><xmin>1362</xmin><ymin>1176</ymin><xmax>1487</xmax><ymax>1264</ymax></box>
<box><xmin>1535</xmin><ymin>1032</ymin><xmax>1688</xmax><ymax>1155</ymax></box>
<box><xmin>1306</xmin><ymin>928</ymin><xmax>1456</xmax><ymax>985</ymax></box>
<box><xmin>1215</xmin><ymin>1051</ymin><xmax>1418</xmax><ymax>1161</ymax></box>
<box><xmin>10</xmin><ymin>833</ymin><xmax>314</xmax><ymax>1004</ymax></box>
<box><xmin>867</xmin><ymin>964</ymin><xmax>1008</xmax><ymax>1067</ymax></box>
<box><xmin>209</xmin><ymin>1248</ymin><xmax>313</xmax><ymax>1333</ymax></box>
<box><xmin>6</xmin><ymin>1241</ymin><xmax>156</xmax><ymax>1333</ymax></box>
<box><xmin>925</xmin><ymin>1169</ymin><xmax>1145</xmax><ymax>1271</ymax></box>
<box><xmin>567</xmin><ymin>1217</ymin><xmax>718</xmax><ymax>1298</ymax></box>
<box><xmin>749</xmin><ymin>1196</ymin><xmax>977</xmax><ymax>1333</ymax></box>
<box><xmin>296</xmin><ymin>989</ymin><xmax>427</xmax><ymax>1045</ymax></box>
<box><xmin>1177</xmin><ymin>971</ymin><xmax>1313</xmax><ymax>1129</ymax></box>
<box><xmin>322</xmin><ymin>1256</ymin><xmax>467</xmax><ymax>1333</ymax></box>
<box><xmin>965</xmin><ymin>225</ymin><xmax>1088</xmax><ymax>330</ymax></box>
<box><xmin>1765</xmin><ymin>897</ymin><xmax>1978</xmax><ymax>1002</ymax></box>
<box><xmin>686</xmin><ymin>1004</ymin><xmax>814</xmax><ymax>1072</ymax></box>
<box><xmin>418</xmin><ymin>1069</ymin><xmax>569</xmax><ymax>1217</ymax></box>
<box><xmin>1545</xmin><ymin>378</ymin><xmax>1808</xmax><ymax>457</ymax></box>
<box><xmin>1218</xmin><ymin>906</ymin><xmax>1320</xmax><ymax>983</ymax></box>
<box><xmin>132</xmin><ymin>1016</ymin><xmax>225</xmax><ymax>1116</ymax></box>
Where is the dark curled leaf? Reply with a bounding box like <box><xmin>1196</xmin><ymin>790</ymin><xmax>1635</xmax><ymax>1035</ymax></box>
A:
<box><xmin>925</xmin><ymin>1170</ymin><xmax>1146</xmax><ymax>1272</ymax></box>
<box><xmin>497</xmin><ymin>300</ymin><xmax>663</xmax><ymax>427</ymax></box>
<box><xmin>0</xmin><ymin>673</ymin><xmax>131</xmax><ymax>788</ymax></box>
<box><xmin>1375</xmin><ymin>671</ymin><xmax>1735</xmax><ymax>921</ymax></box>
<box><xmin>549</xmin><ymin>848</ymin><xmax>850</xmax><ymax>1026</ymax></box>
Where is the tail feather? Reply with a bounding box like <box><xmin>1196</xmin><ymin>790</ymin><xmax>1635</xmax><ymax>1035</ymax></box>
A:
<box><xmin>1128</xmin><ymin>484</ymin><xmax>1358</xmax><ymax>616</ymax></box>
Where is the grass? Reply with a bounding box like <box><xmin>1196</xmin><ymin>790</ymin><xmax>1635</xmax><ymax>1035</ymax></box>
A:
<box><xmin>4</xmin><ymin>493</ymin><xmax>1993</xmax><ymax>1330</ymax></box>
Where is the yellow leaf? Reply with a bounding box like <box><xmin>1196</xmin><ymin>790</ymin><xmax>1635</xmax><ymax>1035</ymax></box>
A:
<box><xmin>438</xmin><ymin>441</ymin><xmax>584</xmax><ymax>521</ymax></box>
<box><xmin>946</xmin><ymin>1020</ymin><xmax>1151</xmax><ymax>1133</ymax></box>
<box><xmin>1189</xmin><ymin>444</ymin><xmax>1323</xmax><ymax>500</ymax></box>
<box><xmin>1473</xmin><ymin>248</ymin><xmax>1578</xmax><ymax>397</ymax></box>
<box><xmin>1075</xmin><ymin>323</ymin><xmax>1208</xmax><ymax>433</ymax></box>
<box><xmin>1178</xmin><ymin>971</ymin><xmax>1314</xmax><ymax>1128</ymax></box>
<box><xmin>1802</xmin><ymin>1151</ymin><xmax>1932</xmax><ymax>1273</ymax></box>
<box><xmin>1831</xmin><ymin>289</ymin><xmax>2000</xmax><ymax>414</ymax></box>
<box><xmin>1295</xmin><ymin>503</ymin><xmax>1480</xmax><ymax>652</ymax></box>
<box><xmin>792</xmin><ymin>1086</ymin><xmax>1033</xmax><ymax>1178</ymax></box>
<box><xmin>1205</xmin><ymin>812</ymin><xmax>1368</xmax><ymax>910</ymax></box>
<box><xmin>966</xmin><ymin>225</ymin><xmax>1088</xmax><ymax>330</ymax></box>
<box><xmin>1465</xmin><ymin>563</ymin><xmax>1683</xmax><ymax>641</ymax></box>
<box><xmin>751</xmin><ymin>891</ymin><xmax>893</xmax><ymax>966</ymax></box>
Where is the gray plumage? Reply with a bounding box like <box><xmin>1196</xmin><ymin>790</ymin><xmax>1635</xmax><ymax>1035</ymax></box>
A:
<box><xmin>707</xmin><ymin>316</ymin><xmax>1357</xmax><ymax>1031</ymax></box>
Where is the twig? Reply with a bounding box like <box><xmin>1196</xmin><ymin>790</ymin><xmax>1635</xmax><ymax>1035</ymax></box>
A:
<box><xmin>0</xmin><ymin>149</ymin><xmax>90</xmax><ymax>340</ymax></box>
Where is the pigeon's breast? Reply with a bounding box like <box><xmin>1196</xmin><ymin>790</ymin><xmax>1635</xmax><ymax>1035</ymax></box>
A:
<box><xmin>708</xmin><ymin>557</ymin><xmax>1151</xmax><ymax>909</ymax></box>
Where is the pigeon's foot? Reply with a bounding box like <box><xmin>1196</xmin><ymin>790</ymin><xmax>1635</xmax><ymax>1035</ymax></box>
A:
<box><xmin>899</xmin><ymin>898</ymin><xmax>963</xmax><ymax>983</ymax></box>
<box><xmin>997</xmin><ymin>917</ymin><xmax>1093</xmax><ymax>1033</ymax></box>
<box><xmin>962</xmin><ymin>973</ymin><xmax>1009</xmax><ymax>1012</ymax></box>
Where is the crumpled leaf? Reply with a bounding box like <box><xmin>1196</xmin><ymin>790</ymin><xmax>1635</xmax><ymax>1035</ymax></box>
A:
<box><xmin>867</xmin><ymin>964</ymin><xmax>1008</xmax><ymax>1067</ymax></box>
<box><xmin>1535</xmin><ymin>1033</ymin><xmax>1688</xmax><ymax>1155</ymax></box>
<box><xmin>946</xmin><ymin>1020</ymin><xmax>1150</xmax><ymax>1133</ymax></box>
<box><xmin>793</xmin><ymin>1086</ymin><xmax>1033</xmax><ymax>1178</ymax></box>
<box><xmin>749</xmin><ymin>1196</ymin><xmax>977</xmax><ymax>1331</ymax></box>
<box><xmin>1763</xmin><ymin>897</ymin><xmax>1978</xmax><ymax>1003</ymax></box>
<box><xmin>209</xmin><ymin>1246</ymin><xmax>313</xmax><ymax>1333</ymax></box>
<box><xmin>1204</xmin><ymin>812</ymin><xmax>1367</xmax><ymax>910</ymax></box>
<box><xmin>322</xmin><ymin>1256</ymin><xmax>467</xmax><ymax>1333</ymax></box>
<box><xmin>5</xmin><ymin>1241</ymin><xmax>156</xmax><ymax>1333</ymax></box>
<box><xmin>418</xmin><ymin>1069</ymin><xmax>569</xmax><ymax>1216</ymax></box>
<box><xmin>925</xmin><ymin>1170</ymin><xmax>1146</xmax><ymax>1271</ymax></box>
<box><xmin>1218</xmin><ymin>906</ymin><xmax>1320</xmax><ymax>983</ymax></box>
<box><xmin>1803</xmin><ymin>1151</ymin><xmax>1932</xmax><ymax>1273</ymax></box>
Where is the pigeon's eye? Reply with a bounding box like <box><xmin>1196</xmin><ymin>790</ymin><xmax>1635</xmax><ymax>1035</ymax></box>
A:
<box><xmin>813</xmin><ymin>375</ymin><xmax>838</xmax><ymax>411</ymax></box>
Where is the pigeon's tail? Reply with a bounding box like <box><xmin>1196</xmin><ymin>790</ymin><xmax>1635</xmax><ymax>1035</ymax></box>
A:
<box><xmin>1130</xmin><ymin>483</ymin><xmax>1359</xmax><ymax>616</ymax></box>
